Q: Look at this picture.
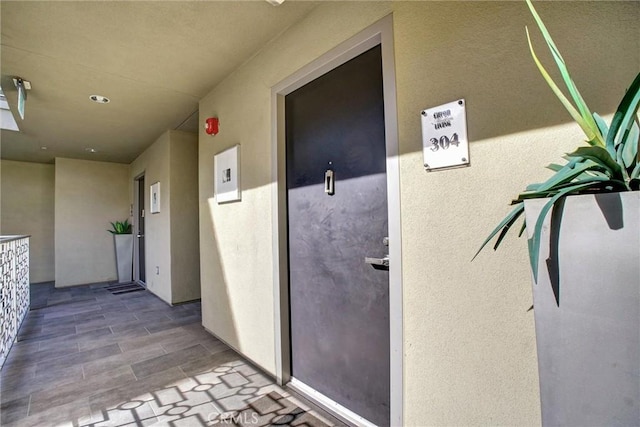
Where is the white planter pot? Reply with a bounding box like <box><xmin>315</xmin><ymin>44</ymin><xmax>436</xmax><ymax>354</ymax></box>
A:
<box><xmin>113</xmin><ymin>234</ymin><xmax>133</xmax><ymax>283</ymax></box>
<box><xmin>524</xmin><ymin>191</ymin><xmax>639</xmax><ymax>426</ymax></box>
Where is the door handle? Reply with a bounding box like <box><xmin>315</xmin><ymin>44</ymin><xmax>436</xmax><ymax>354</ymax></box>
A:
<box><xmin>137</xmin><ymin>234</ymin><xmax>144</xmax><ymax>238</ymax></box>
<box><xmin>324</xmin><ymin>169</ymin><xmax>335</xmax><ymax>195</ymax></box>
<box><xmin>365</xmin><ymin>255</ymin><xmax>389</xmax><ymax>267</ymax></box>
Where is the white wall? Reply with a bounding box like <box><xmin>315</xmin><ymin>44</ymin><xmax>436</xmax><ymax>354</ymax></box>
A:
<box><xmin>1</xmin><ymin>160</ymin><xmax>55</xmax><ymax>283</ymax></box>
<box><xmin>54</xmin><ymin>158</ymin><xmax>130</xmax><ymax>287</ymax></box>
<box><xmin>198</xmin><ymin>1</ymin><xmax>639</xmax><ymax>425</ymax></box>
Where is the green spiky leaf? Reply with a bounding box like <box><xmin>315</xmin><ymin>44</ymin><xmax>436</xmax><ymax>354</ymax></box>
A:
<box><xmin>608</xmin><ymin>72</ymin><xmax>640</xmax><ymax>149</ymax></box>
<box><xmin>528</xmin><ymin>181</ymin><xmax>602</xmax><ymax>282</ymax></box>
<box><xmin>525</xmin><ymin>27</ymin><xmax>599</xmax><ymax>146</ymax></box>
<box><xmin>593</xmin><ymin>113</ymin><xmax>609</xmax><ymax>141</ymax></box>
<box><xmin>620</xmin><ymin>121</ymin><xmax>638</xmax><ymax>169</ymax></box>
<box><xmin>567</xmin><ymin>146</ymin><xmax>623</xmax><ymax>180</ymax></box>
<box><xmin>525</xmin><ymin>0</ymin><xmax>604</xmax><ymax>147</ymax></box>
<box><xmin>474</xmin><ymin>2</ymin><xmax>639</xmax><ymax>273</ymax></box>
<box><xmin>108</xmin><ymin>219</ymin><xmax>132</xmax><ymax>235</ymax></box>
<box><xmin>472</xmin><ymin>203</ymin><xmax>525</xmax><ymax>261</ymax></box>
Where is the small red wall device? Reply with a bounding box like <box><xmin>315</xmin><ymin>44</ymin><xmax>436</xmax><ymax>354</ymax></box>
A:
<box><xmin>205</xmin><ymin>117</ymin><xmax>219</xmax><ymax>135</ymax></box>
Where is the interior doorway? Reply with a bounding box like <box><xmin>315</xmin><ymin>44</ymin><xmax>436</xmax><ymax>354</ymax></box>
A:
<box><xmin>134</xmin><ymin>174</ymin><xmax>146</xmax><ymax>285</ymax></box>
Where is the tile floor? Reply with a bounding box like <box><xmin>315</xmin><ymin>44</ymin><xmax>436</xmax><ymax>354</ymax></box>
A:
<box><xmin>0</xmin><ymin>283</ymin><xmax>343</xmax><ymax>427</ymax></box>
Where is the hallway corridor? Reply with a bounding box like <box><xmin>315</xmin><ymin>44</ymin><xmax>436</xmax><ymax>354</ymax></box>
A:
<box><xmin>0</xmin><ymin>283</ymin><xmax>338</xmax><ymax>427</ymax></box>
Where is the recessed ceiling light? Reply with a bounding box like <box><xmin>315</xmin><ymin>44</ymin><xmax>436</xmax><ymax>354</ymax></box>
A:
<box><xmin>85</xmin><ymin>147</ymin><xmax>98</xmax><ymax>153</ymax></box>
<box><xmin>89</xmin><ymin>95</ymin><xmax>110</xmax><ymax>104</ymax></box>
<box><xmin>40</xmin><ymin>146</ymin><xmax>48</xmax><ymax>150</ymax></box>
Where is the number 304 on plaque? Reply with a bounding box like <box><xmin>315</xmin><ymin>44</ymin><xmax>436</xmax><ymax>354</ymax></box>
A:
<box><xmin>421</xmin><ymin>99</ymin><xmax>470</xmax><ymax>171</ymax></box>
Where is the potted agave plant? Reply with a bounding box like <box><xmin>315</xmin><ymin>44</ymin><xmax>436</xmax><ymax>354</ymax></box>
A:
<box><xmin>108</xmin><ymin>219</ymin><xmax>133</xmax><ymax>283</ymax></box>
<box><xmin>475</xmin><ymin>1</ymin><xmax>639</xmax><ymax>425</ymax></box>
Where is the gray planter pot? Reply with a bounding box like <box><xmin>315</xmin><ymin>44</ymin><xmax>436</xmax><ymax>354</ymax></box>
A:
<box><xmin>113</xmin><ymin>234</ymin><xmax>133</xmax><ymax>283</ymax></box>
<box><xmin>524</xmin><ymin>191</ymin><xmax>639</xmax><ymax>426</ymax></box>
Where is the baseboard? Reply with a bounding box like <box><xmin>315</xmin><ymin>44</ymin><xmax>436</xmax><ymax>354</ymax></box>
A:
<box><xmin>288</xmin><ymin>378</ymin><xmax>376</xmax><ymax>427</ymax></box>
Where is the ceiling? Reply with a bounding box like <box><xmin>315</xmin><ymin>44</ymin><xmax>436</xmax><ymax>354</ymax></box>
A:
<box><xmin>0</xmin><ymin>0</ymin><xmax>319</xmax><ymax>164</ymax></box>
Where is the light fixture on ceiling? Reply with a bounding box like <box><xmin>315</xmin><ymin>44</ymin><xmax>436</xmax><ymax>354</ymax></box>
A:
<box><xmin>85</xmin><ymin>147</ymin><xmax>98</xmax><ymax>153</ymax></box>
<box><xmin>0</xmin><ymin>86</ymin><xmax>19</xmax><ymax>131</ymax></box>
<box><xmin>265</xmin><ymin>0</ymin><xmax>285</xmax><ymax>5</ymax></box>
<box><xmin>89</xmin><ymin>94</ymin><xmax>110</xmax><ymax>104</ymax></box>
<box><xmin>40</xmin><ymin>146</ymin><xmax>48</xmax><ymax>150</ymax></box>
<box><xmin>12</xmin><ymin>77</ymin><xmax>31</xmax><ymax>120</ymax></box>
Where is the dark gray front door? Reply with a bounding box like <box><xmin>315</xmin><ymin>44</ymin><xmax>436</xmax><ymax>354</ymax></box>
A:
<box><xmin>136</xmin><ymin>176</ymin><xmax>146</xmax><ymax>284</ymax></box>
<box><xmin>286</xmin><ymin>45</ymin><xmax>390</xmax><ymax>426</ymax></box>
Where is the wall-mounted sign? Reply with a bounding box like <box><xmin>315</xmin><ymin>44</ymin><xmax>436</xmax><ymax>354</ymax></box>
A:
<box><xmin>421</xmin><ymin>99</ymin><xmax>469</xmax><ymax>171</ymax></box>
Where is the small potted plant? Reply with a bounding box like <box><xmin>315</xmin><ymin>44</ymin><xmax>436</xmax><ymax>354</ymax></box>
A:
<box><xmin>108</xmin><ymin>219</ymin><xmax>133</xmax><ymax>283</ymax></box>
<box><xmin>475</xmin><ymin>1</ymin><xmax>639</xmax><ymax>425</ymax></box>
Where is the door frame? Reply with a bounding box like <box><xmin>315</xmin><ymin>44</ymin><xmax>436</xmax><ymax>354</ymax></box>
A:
<box><xmin>270</xmin><ymin>15</ymin><xmax>403</xmax><ymax>426</ymax></box>
<box><xmin>133</xmin><ymin>172</ymin><xmax>146</xmax><ymax>286</ymax></box>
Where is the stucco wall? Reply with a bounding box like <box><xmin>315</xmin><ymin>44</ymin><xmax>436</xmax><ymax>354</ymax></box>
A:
<box><xmin>130</xmin><ymin>130</ymin><xmax>200</xmax><ymax>304</ymax></box>
<box><xmin>198</xmin><ymin>1</ymin><xmax>639</xmax><ymax>425</ymax></box>
<box><xmin>394</xmin><ymin>2</ymin><xmax>637</xmax><ymax>425</ymax></box>
<box><xmin>1</xmin><ymin>160</ymin><xmax>55</xmax><ymax>283</ymax></box>
<box><xmin>199</xmin><ymin>0</ymin><xmax>392</xmax><ymax>384</ymax></box>
<box><xmin>130</xmin><ymin>132</ymin><xmax>172</xmax><ymax>303</ymax></box>
<box><xmin>169</xmin><ymin>131</ymin><xmax>200</xmax><ymax>303</ymax></box>
<box><xmin>54</xmin><ymin>158</ymin><xmax>130</xmax><ymax>287</ymax></box>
